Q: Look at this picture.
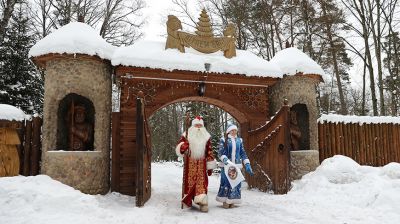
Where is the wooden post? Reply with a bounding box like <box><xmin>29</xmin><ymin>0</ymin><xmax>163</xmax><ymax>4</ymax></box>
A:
<box><xmin>359</xmin><ymin>124</ymin><xmax>365</xmax><ymax>165</ymax></box>
<box><xmin>136</xmin><ymin>95</ymin><xmax>144</xmax><ymax>207</ymax></box>
<box><xmin>353</xmin><ymin>123</ymin><xmax>360</xmax><ymax>164</ymax></box>
<box><xmin>30</xmin><ymin>117</ymin><xmax>42</xmax><ymax>175</ymax></box>
<box><xmin>329</xmin><ymin>123</ymin><xmax>337</xmax><ymax>157</ymax></box>
<box><xmin>394</xmin><ymin>124</ymin><xmax>399</xmax><ymax>162</ymax></box>
<box><xmin>340</xmin><ymin>122</ymin><xmax>349</xmax><ymax>156</ymax></box>
<box><xmin>369</xmin><ymin>123</ymin><xmax>374</xmax><ymax>165</ymax></box>
<box><xmin>318</xmin><ymin>122</ymin><xmax>323</xmax><ymax>162</ymax></box>
<box><xmin>23</xmin><ymin>120</ymin><xmax>32</xmax><ymax>176</ymax></box>
<box><xmin>111</xmin><ymin>112</ymin><xmax>121</xmax><ymax>192</ymax></box>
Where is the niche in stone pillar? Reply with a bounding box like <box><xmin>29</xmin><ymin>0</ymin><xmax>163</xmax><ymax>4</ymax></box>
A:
<box><xmin>56</xmin><ymin>93</ymin><xmax>95</xmax><ymax>151</ymax></box>
<box><xmin>290</xmin><ymin>104</ymin><xmax>310</xmax><ymax>150</ymax></box>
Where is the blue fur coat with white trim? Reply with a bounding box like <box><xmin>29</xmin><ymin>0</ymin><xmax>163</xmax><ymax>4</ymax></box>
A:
<box><xmin>218</xmin><ymin>136</ymin><xmax>249</xmax><ymax>167</ymax></box>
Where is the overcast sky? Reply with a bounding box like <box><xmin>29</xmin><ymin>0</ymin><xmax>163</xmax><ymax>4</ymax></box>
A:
<box><xmin>140</xmin><ymin>0</ymin><xmax>366</xmax><ymax>89</ymax></box>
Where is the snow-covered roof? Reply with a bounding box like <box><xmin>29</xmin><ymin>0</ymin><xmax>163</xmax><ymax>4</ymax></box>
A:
<box><xmin>29</xmin><ymin>22</ymin><xmax>326</xmax><ymax>79</ymax></box>
<box><xmin>0</xmin><ymin>104</ymin><xmax>27</xmax><ymax>121</ymax></box>
<box><xmin>270</xmin><ymin>47</ymin><xmax>325</xmax><ymax>78</ymax></box>
<box><xmin>112</xmin><ymin>41</ymin><xmax>284</xmax><ymax>77</ymax></box>
<box><xmin>29</xmin><ymin>22</ymin><xmax>115</xmax><ymax>61</ymax></box>
<box><xmin>318</xmin><ymin>114</ymin><xmax>400</xmax><ymax>124</ymax></box>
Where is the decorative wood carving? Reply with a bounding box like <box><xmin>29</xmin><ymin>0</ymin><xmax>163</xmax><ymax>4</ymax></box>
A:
<box><xmin>229</xmin><ymin>87</ymin><xmax>268</xmax><ymax>112</ymax></box>
<box><xmin>121</xmin><ymin>79</ymin><xmax>158</xmax><ymax>107</ymax></box>
<box><xmin>165</xmin><ymin>9</ymin><xmax>236</xmax><ymax>58</ymax></box>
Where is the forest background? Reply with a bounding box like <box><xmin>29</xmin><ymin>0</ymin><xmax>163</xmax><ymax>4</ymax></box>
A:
<box><xmin>1</xmin><ymin>0</ymin><xmax>399</xmax><ymax>160</ymax></box>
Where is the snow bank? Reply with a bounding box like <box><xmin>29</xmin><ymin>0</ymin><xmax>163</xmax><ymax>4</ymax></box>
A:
<box><xmin>112</xmin><ymin>40</ymin><xmax>284</xmax><ymax>77</ymax></box>
<box><xmin>29</xmin><ymin>22</ymin><xmax>115</xmax><ymax>60</ymax></box>
<box><xmin>270</xmin><ymin>47</ymin><xmax>326</xmax><ymax>78</ymax></box>
<box><xmin>1</xmin><ymin>158</ymin><xmax>399</xmax><ymax>224</ymax></box>
<box><xmin>0</xmin><ymin>104</ymin><xmax>26</xmax><ymax>121</ymax></box>
<box><xmin>290</xmin><ymin>155</ymin><xmax>400</xmax><ymax>221</ymax></box>
<box><xmin>318</xmin><ymin>114</ymin><xmax>400</xmax><ymax>124</ymax></box>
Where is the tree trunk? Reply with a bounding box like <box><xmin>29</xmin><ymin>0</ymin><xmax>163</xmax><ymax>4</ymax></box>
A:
<box><xmin>321</xmin><ymin>2</ymin><xmax>348</xmax><ymax>115</ymax></box>
<box><xmin>367</xmin><ymin>0</ymin><xmax>385</xmax><ymax>115</ymax></box>
<box><xmin>362</xmin><ymin>54</ymin><xmax>367</xmax><ymax>116</ymax></box>
<box><xmin>357</xmin><ymin>0</ymin><xmax>378</xmax><ymax>115</ymax></box>
<box><xmin>0</xmin><ymin>0</ymin><xmax>18</xmax><ymax>43</ymax></box>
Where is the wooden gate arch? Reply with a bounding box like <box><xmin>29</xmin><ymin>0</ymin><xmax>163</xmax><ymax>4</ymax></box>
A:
<box><xmin>111</xmin><ymin>66</ymin><xmax>291</xmax><ymax>206</ymax></box>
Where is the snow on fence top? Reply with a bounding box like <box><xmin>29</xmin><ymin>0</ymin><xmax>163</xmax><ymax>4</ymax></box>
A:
<box><xmin>0</xmin><ymin>104</ymin><xmax>27</xmax><ymax>121</ymax></box>
<box><xmin>29</xmin><ymin>22</ymin><xmax>116</xmax><ymax>61</ymax></box>
<box><xmin>112</xmin><ymin>40</ymin><xmax>284</xmax><ymax>77</ymax></box>
<box><xmin>318</xmin><ymin>114</ymin><xmax>400</xmax><ymax>125</ymax></box>
<box><xmin>269</xmin><ymin>47</ymin><xmax>326</xmax><ymax>78</ymax></box>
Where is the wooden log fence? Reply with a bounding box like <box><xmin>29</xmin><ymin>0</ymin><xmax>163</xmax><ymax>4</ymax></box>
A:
<box><xmin>319</xmin><ymin>120</ymin><xmax>400</xmax><ymax>166</ymax></box>
<box><xmin>0</xmin><ymin>117</ymin><xmax>42</xmax><ymax>176</ymax></box>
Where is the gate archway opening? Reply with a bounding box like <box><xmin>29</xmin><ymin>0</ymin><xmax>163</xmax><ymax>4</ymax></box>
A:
<box><xmin>149</xmin><ymin>98</ymin><xmax>241</xmax><ymax>162</ymax></box>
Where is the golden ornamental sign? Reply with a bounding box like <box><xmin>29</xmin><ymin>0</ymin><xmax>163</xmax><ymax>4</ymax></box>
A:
<box><xmin>165</xmin><ymin>9</ymin><xmax>236</xmax><ymax>58</ymax></box>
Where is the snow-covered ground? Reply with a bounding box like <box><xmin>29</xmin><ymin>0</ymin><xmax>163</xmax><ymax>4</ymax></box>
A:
<box><xmin>1</xmin><ymin>155</ymin><xmax>400</xmax><ymax>224</ymax></box>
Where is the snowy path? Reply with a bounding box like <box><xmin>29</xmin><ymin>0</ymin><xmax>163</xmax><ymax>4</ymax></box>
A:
<box><xmin>1</xmin><ymin>156</ymin><xmax>400</xmax><ymax>224</ymax></box>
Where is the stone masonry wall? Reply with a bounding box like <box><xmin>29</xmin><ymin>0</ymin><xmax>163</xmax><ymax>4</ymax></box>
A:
<box><xmin>269</xmin><ymin>75</ymin><xmax>319</xmax><ymax>151</ymax></box>
<box><xmin>41</xmin><ymin>57</ymin><xmax>111</xmax><ymax>194</ymax></box>
<box><xmin>269</xmin><ymin>75</ymin><xmax>321</xmax><ymax>180</ymax></box>
<box><xmin>290</xmin><ymin>150</ymin><xmax>320</xmax><ymax>181</ymax></box>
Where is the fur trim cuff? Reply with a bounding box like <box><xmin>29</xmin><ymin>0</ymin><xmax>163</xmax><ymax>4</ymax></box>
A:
<box><xmin>176</xmin><ymin>142</ymin><xmax>185</xmax><ymax>157</ymax></box>
<box><xmin>194</xmin><ymin>194</ymin><xmax>208</xmax><ymax>205</ymax></box>
<box><xmin>220</xmin><ymin>155</ymin><xmax>228</xmax><ymax>161</ymax></box>
<box><xmin>216</xmin><ymin>196</ymin><xmax>242</xmax><ymax>204</ymax></box>
<box><xmin>226</xmin><ymin>198</ymin><xmax>242</xmax><ymax>204</ymax></box>
<box><xmin>243</xmin><ymin>159</ymin><xmax>250</xmax><ymax>165</ymax></box>
<box><xmin>207</xmin><ymin>160</ymin><xmax>217</xmax><ymax>170</ymax></box>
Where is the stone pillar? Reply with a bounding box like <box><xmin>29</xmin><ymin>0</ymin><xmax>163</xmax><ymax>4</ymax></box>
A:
<box><xmin>269</xmin><ymin>75</ymin><xmax>319</xmax><ymax>151</ymax></box>
<box><xmin>290</xmin><ymin>150</ymin><xmax>320</xmax><ymax>181</ymax></box>
<box><xmin>41</xmin><ymin>56</ymin><xmax>112</xmax><ymax>194</ymax></box>
<box><xmin>270</xmin><ymin>75</ymin><xmax>321</xmax><ymax>180</ymax></box>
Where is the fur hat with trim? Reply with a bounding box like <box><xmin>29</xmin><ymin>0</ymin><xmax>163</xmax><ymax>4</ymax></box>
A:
<box><xmin>226</xmin><ymin>123</ymin><xmax>238</xmax><ymax>134</ymax></box>
<box><xmin>191</xmin><ymin>116</ymin><xmax>204</xmax><ymax>126</ymax></box>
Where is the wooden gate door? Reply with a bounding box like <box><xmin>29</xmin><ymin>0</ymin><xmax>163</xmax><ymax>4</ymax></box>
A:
<box><xmin>135</xmin><ymin>96</ymin><xmax>152</xmax><ymax>206</ymax></box>
<box><xmin>246</xmin><ymin>102</ymin><xmax>291</xmax><ymax>194</ymax></box>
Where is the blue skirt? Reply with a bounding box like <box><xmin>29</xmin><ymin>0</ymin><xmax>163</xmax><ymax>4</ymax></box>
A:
<box><xmin>216</xmin><ymin>167</ymin><xmax>242</xmax><ymax>204</ymax></box>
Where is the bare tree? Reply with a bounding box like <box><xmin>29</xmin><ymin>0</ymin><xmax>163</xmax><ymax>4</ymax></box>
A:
<box><xmin>340</xmin><ymin>0</ymin><xmax>378</xmax><ymax>115</ymax></box>
<box><xmin>29</xmin><ymin>0</ymin><xmax>54</xmax><ymax>38</ymax></box>
<box><xmin>366</xmin><ymin>0</ymin><xmax>386</xmax><ymax>115</ymax></box>
<box><xmin>99</xmin><ymin>0</ymin><xmax>145</xmax><ymax>46</ymax></box>
<box><xmin>29</xmin><ymin>0</ymin><xmax>145</xmax><ymax>45</ymax></box>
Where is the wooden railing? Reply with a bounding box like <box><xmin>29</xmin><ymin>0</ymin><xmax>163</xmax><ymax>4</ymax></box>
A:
<box><xmin>318</xmin><ymin>121</ymin><xmax>400</xmax><ymax>166</ymax></box>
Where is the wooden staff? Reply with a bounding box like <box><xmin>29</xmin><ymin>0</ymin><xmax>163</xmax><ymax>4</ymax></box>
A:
<box><xmin>69</xmin><ymin>100</ymin><xmax>75</xmax><ymax>151</ymax></box>
<box><xmin>181</xmin><ymin>112</ymin><xmax>190</xmax><ymax>209</ymax></box>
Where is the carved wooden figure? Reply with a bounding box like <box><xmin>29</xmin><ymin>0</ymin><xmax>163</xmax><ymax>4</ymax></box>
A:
<box><xmin>165</xmin><ymin>15</ymin><xmax>184</xmax><ymax>52</ymax></box>
<box><xmin>69</xmin><ymin>104</ymin><xmax>93</xmax><ymax>151</ymax></box>
<box><xmin>0</xmin><ymin>127</ymin><xmax>21</xmax><ymax>176</ymax></box>
<box><xmin>289</xmin><ymin>110</ymin><xmax>302</xmax><ymax>150</ymax></box>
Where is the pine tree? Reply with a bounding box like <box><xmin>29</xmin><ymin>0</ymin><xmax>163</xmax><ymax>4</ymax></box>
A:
<box><xmin>383</xmin><ymin>32</ymin><xmax>400</xmax><ymax>115</ymax></box>
<box><xmin>195</xmin><ymin>9</ymin><xmax>214</xmax><ymax>38</ymax></box>
<box><xmin>0</xmin><ymin>4</ymin><xmax>44</xmax><ymax>114</ymax></box>
<box><xmin>317</xmin><ymin>0</ymin><xmax>352</xmax><ymax>115</ymax></box>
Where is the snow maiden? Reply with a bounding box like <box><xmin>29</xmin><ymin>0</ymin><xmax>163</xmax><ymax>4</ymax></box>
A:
<box><xmin>217</xmin><ymin>124</ymin><xmax>253</xmax><ymax>208</ymax></box>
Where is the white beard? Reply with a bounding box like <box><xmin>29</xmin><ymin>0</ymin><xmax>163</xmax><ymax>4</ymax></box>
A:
<box><xmin>186</xmin><ymin>126</ymin><xmax>211</xmax><ymax>159</ymax></box>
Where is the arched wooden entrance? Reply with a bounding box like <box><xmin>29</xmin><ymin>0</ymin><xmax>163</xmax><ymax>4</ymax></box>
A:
<box><xmin>111</xmin><ymin>66</ymin><xmax>291</xmax><ymax>206</ymax></box>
